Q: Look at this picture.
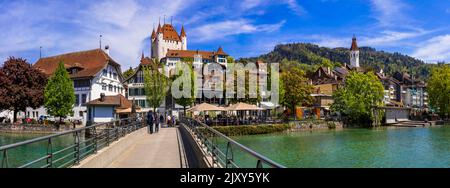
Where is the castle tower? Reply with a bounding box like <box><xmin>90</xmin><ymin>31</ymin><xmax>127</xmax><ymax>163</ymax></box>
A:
<box><xmin>180</xmin><ymin>25</ymin><xmax>187</xmax><ymax>50</ymax></box>
<box><xmin>150</xmin><ymin>21</ymin><xmax>186</xmax><ymax>61</ymax></box>
<box><xmin>350</xmin><ymin>35</ymin><xmax>360</xmax><ymax>68</ymax></box>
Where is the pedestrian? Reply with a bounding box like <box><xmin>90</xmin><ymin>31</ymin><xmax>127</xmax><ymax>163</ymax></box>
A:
<box><xmin>172</xmin><ymin>115</ymin><xmax>176</xmax><ymax>126</ymax></box>
<box><xmin>159</xmin><ymin>114</ymin><xmax>165</xmax><ymax>128</ymax></box>
<box><xmin>147</xmin><ymin>111</ymin><xmax>154</xmax><ymax>134</ymax></box>
<box><xmin>155</xmin><ymin>112</ymin><xmax>160</xmax><ymax>133</ymax></box>
<box><xmin>167</xmin><ymin>115</ymin><xmax>172</xmax><ymax>127</ymax></box>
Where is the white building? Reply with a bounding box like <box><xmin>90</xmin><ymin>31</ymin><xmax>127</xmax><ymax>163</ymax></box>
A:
<box><xmin>31</xmin><ymin>48</ymin><xmax>125</xmax><ymax>124</ymax></box>
<box><xmin>350</xmin><ymin>35</ymin><xmax>360</xmax><ymax>68</ymax></box>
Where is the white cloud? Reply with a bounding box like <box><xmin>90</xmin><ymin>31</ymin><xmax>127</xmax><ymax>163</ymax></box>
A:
<box><xmin>0</xmin><ymin>0</ymin><xmax>196</xmax><ymax>69</ymax></box>
<box><xmin>190</xmin><ymin>19</ymin><xmax>285</xmax><ymax>42</ymax></box>
<box><xmin>362</xmin><ymin>30</ymin><xmax>429</xmax><ymax>46</ymax></box>
<box><xmin>370</xmin><ymin>0</ymin><xmax>408</xmax><ymax>27</ymax></box>
<box><xmin>412</xmin><ymin>34</ymin><xmax>450</xmax><ymax>63</ymax></box>
<box><xmin>285</xmin><ymin>0</ymin><xmax>307</xmax><ymax>16</ymax></box>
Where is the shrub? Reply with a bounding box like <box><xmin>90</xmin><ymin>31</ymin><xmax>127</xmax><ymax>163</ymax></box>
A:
<box><xmin>211</xmin><ymin>124</ymin><xmax>291</xmax><ymax>136</ymax></box>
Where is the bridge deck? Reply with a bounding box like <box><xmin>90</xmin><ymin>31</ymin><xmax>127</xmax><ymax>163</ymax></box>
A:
<box><xmin>107</xmin><ymin>127</ymin><xmax>182</xmax><ymax>168</ymax></box>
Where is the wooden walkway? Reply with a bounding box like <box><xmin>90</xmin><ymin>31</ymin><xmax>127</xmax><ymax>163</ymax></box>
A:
<box><xmin>107</xmin><ymin>127</ymin><xmax>183</xmax><ymax>168</ymax></box>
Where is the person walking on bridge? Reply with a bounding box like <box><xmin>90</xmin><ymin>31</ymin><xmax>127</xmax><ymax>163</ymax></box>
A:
<box><xmin>155</xmin><ymin>112</ymin><xmax>160</xmax><ymax>133</ymax></box>
<box><xmin>147</xmin><ymin>111</ymin><xmax>154</xmax><ymax>134</ymax></box>
<box><xmin>159</xmin><ymin>114</ymin><xmax>165</xmax><ymax>128</ymax></box>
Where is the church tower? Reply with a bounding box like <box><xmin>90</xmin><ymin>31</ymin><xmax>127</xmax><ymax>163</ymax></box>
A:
<box><xmin>350</xmin><ymin>35</ymin><xmax>360</xmax><ymax>68</ymax></box>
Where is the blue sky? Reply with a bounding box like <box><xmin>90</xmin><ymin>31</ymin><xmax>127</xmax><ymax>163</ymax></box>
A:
<box><xmin>0</xmin><ymin>0</ymin><xmax>449</xmax><ymax>70</ymax></box>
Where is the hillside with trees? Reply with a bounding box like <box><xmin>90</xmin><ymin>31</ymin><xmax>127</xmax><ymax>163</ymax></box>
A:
<box><xmin>240</xmin><ymin>43</ymin><xmax>435</xmax><ymax>80</ymax></box>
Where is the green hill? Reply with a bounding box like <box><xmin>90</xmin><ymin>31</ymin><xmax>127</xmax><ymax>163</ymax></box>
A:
<box><xmin>240</xmin><ymin>43</ymin><xmax>434</xmax><ymax>80</ymax></box>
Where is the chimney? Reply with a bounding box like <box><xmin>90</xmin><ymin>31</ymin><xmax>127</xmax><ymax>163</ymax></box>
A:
<box><xmin>100</xmin><ymin>93</ymin><xmax>105</xmax><ymax>102</ymax></box>
<box><xmin>104</xmin><ymin>45</ymin><xmax>110</xmax><ymax>56</ymax></box>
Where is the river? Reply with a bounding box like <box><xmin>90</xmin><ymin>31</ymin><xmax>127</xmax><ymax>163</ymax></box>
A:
<box><xmin>229</xmin><ymin>126</ymin><xmax>450</xmax><ymax>168</ymax></box>
<box><xmin>1</xmin><ymin>126</ymin><xmax>449</xmax><ymax>168</ymax></box>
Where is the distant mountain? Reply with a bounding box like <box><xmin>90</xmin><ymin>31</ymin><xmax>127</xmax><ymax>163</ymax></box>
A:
<box><xmin>240</xmin><ymin>43</ymin><xmax>433</xmax><ymax>80</ymax></box>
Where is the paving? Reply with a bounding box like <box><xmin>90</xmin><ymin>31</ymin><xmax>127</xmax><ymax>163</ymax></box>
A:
<box><xmin>107</xmin><ymin>127</ymin><xmax>182</xmax><ymax>168</ymax></box>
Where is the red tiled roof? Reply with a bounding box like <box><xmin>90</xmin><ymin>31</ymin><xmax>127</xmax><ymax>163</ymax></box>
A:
<box><xmin>350</xmin><ymin>36</ymin><xmax>359</xmax><ymax>51</ymax></box>
<box><xmin>86</xmin><ymin>94</ymin><xmax>131</xmax><ymax>109</ymax></box>
<box><xmin>33</xmin><ymin>49</ymin><xmax>120</xmax><ymax>78</ymax></box>
<box><xmin>166</xmin><ymin>50</ymin><xmax>215</xmax><ymax>60</ymax></box>
<box><xmin>216</xmin><ymin>46</ymin><xmax>227</xmax><ymax>55</ymax></box>
<box><xmin>159</xmin><ymin>24</ymin><xmax>182</xmax><ymax>42</ymax></box>
<box><xmin>180</xmin><ymin>25</ymin><xmax>186</xmax><ymax>37</ymax></box>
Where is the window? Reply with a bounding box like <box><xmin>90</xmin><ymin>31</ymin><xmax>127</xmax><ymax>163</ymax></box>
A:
<box><xmin>79</xmin><ymin>111</ymin><xmax>84</xmax><ymax>118</ymax></box>
<box><xmin>103</xmin><ymin>69</ymin><xmax>107</xmax><ymax>76</ymax></box>
<box><xmin>75</xmin><ymin>94</ymin><xmax>80</xmax><ymax>106</ymax></box>
<box><xmin>102</xmin><ymin>84</ymin><xmax>107</xmax><ymax>91</ymax></box>
<box><xmin>109</xmin><ymin>84</ymin><xmax>113</xmax><ymax>92</ymax></box>
<box><xmin>113</xmin><ymin>73</ymin><xmax>117</xmax><ymax>80</ymax></box>
<box><xmin>81</xmin><ymin>94</ymin><xmax>87</xmax><ymax>106</ymax></box>
<box><xmin>27</xmin><ymin>111</ymin><xmax>30</xmax><ymax>118</ymax></box>
<box><xmin>114</xmin><ymin>86</ymin><xmax>117</xmax><ymax>93</ymax></box>
<box><xmin>74</xmin><ymin>79</ymin><xmax>90</xmax><ymax>88</ymax></box>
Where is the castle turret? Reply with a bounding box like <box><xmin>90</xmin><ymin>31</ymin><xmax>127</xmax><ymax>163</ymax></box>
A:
<box><xmin>350</xmin><ymin>35</ymin><xmax>360</xmax><ymax>68</ymax></box>
<box><xmin>180</xmin><ymin>25</ymin><xmax>187</xmax><ymax>50</ymax></box>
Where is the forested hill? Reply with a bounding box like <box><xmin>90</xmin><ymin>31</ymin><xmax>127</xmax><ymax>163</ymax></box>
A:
<box><xmin>240</xmin><ymin>43</ymin><xmax>432</xmax><ymax>79</ymax></box>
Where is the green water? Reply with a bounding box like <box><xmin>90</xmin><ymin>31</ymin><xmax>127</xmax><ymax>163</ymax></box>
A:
<box><xmin>229</xmin><ymin>126</ymin><xmax>450</xmax><ymax>168</ymax></box>
<box><xmin>0</xmin><ymin>133</ymin><xmax>77</xmax><ymax>168</ymax></box>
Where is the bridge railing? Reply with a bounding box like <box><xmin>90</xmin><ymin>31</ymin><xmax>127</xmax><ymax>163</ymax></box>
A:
<box><xmin>181</xmin><ymin>117</ymin><xmax>285</xmax><ymax>168</ymax></box>
<box><xmin>0</xmin><ymin>117</ymin><xmax>145</xmax><ymax>168</ymax></box>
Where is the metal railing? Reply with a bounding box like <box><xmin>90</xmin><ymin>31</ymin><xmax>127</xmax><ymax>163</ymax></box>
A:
<box><xmin>0</xmin><ymin>118</ymin><xmax>145</xmax><ymax>168</ymax></box>
<box><xmin>181</xmin><ymin>117</ymin><xmax>285</xmax><ymax>168</ymax></box>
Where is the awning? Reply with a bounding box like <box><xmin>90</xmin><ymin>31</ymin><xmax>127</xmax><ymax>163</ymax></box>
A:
<box><xmin>260</xmin><ymin>102</ymin><xmax>279</xmax><ymax>110</ymax></box>
<box><xmin>226</xmin><ymin>103</ymin><xmax>263</xmax><ymax>111</ymax></box>
<box><xmin>187</xmin><ymin>103</ymin><xmax>226</xmax><ymax>112</ymax></box>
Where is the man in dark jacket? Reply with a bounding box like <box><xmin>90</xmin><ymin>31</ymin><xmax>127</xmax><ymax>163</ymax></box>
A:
<box><xmin>147</xmin><ymin>111</ymin><xmax>154</xmax><ymax>134</ymax></box>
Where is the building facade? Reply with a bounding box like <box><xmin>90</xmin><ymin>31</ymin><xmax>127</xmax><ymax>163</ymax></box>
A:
<box><xmin>31</xmin><ymin>48</ymin><xmax>125</xmax><ymax>124</ymax></box>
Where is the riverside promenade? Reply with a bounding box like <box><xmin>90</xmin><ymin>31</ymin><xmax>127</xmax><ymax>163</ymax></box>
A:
<box><xmin>107</xmin><ymin>127</ymin><xmax>183</xmax><ymax>168</ymax></box>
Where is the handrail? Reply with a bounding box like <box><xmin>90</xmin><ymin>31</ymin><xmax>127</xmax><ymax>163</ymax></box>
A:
<box><xmin>0</xmin><ymin>118</ymin><xmax>129</xmax><ymax>151</ymax></box>
<box><xmin>0</xmin><ymin>117</ymin><xmax>145</xmax><ymax>168</ymax></box>
<box><xmin>181</xmin><ymin>117</ymin><xmax>285</xmax><ymax>168</ymax></box>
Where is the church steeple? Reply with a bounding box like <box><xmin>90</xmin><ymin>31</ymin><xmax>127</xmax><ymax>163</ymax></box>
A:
<box><xmin>350</xmin><ymin>35</ymin><xmax>360</xmax><ymax>68</ymax></box>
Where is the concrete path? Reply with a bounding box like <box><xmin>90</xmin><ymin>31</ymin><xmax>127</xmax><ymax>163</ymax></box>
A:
<box><xmin>107</xmin><ymin>127</ymin><xmax>182</xmax><ymax>168</ymax></box>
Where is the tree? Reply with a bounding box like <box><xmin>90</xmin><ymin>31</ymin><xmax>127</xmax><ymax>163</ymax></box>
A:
<box><xmin>331</xmin><ymin>71</ymin><xmax>384</xmax><ymax>125</ymax></box>
<box><xmin>171</xmin><ymin>63</ymin><xmax>197</xmax><ymax>115</ymax></box>
<box><xmin>44</xmin><ymin>62</ymin><xmax>76</xmax><ymax>125</ymax></box>
<box><xmin>143</xmin><ymin>65</ymin><xmax>168</xmax><ymax>112</ymax></box>
<box><xmin>428</xmin><ymin>65</ymin><xmax>450</xmax><ymax>119</ymax></box>
<box><xmin>0</xmin><ymin>57</ymin><xmax>47</xmax><ymax>122</ymax></box>
<box><xmin>123</xmin><ymin>67</ymin><xmax>134</xmax><ymax>80</ymax></box>
<box><xmin>280</xmin><ymin>67</ymin><xmax>314</xmax><ymax>118</ymax></box>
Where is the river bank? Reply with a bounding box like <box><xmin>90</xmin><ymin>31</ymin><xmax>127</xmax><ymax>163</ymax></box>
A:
<box><xmin>212</xmin><ymin>120</ymin><xmax>343</xmax><ymax>136</ymax></box>
<box><xmin>0</xmin><ymin>124</ymin><xmax>76</xmax><ymax>134</ymax></box>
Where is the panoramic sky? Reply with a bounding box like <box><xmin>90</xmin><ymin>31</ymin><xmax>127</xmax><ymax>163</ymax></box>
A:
<box><xmin>0</xmin><ymin>0</ymin><xmax>449</xmax><ymax>69</ymax></box>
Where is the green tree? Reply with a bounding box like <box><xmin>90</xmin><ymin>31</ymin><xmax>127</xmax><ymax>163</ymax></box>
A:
<box><xmin>428</xmin><ymin>65</ymin><xmax>450</xmax><ymax>118</ymax></box>
<box><xmin>172</xmin><ymin>63</ymin><xmax>197</xmax><ymax>115</ymax></box>
<box><xmin>44</xmin><ymin>62</ymin><xmax>76</xmax><ymax>125</ymax></box>
<box><xmin>280</xmin><ymin>67</ymin><xmax>314</xmax><ymax>118</ymax></box>
<box><xmin>0</xmin><ymin>57</ymin><xmax>47</xmax><ymax>122</ymax></box>
<box><xmin>123</xmin><ymin>67</ymin><xmax>134</xmax><ymax>80</ymax></box>
<box><xmin>143</xmin><ymin>65</ymin><xmax>168</xmax><ymax>112</ymax></box>
<box><xmin>331</xmin><ymin>71</ymin><xmax>384</xmax><ymax>125</ymax></box>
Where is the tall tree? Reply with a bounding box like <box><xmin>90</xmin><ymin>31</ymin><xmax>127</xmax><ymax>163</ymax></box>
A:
<box><xmin>44</xmin><ymin>62</ymin><xmax>76</xmax><ymax>125</ymax></box>
<box><xmin>331</xmin><ymin>71</ymin><xmax>384</xmax><ymax>125</ymax></box>
<box><xmin>143</xmin><ymin>65</ymin><xmax>168</xmax><ymax>112</ymax></box>
<box><xmin>123</xmin><ymin>67</ymin><xmax>134</xmax><ymax>80</ymax></box>
<box><xmin>0</xmin><ymin>57</ymin><xmax>47</xmax><ymax>122</ymax></box>
<box><xmin>280</xmin><ymin>67</ymin><xmax>314</xmax><ymax>118</ymax></box>
<box><xmin>428</xmin><ymin>65</ymin><xmax>450</xmax><ymax>118</ymax></box>
<box><xmin>171</xmin><ymin>63</ymin><xmax>197</xmax><ymax>115</ymax></box>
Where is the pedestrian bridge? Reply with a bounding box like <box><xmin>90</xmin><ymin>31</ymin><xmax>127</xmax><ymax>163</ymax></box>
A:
<box><xmin>0</xmin><ymin>118</ymin><xmax>284</xmax><ymax>168</ymax></box>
